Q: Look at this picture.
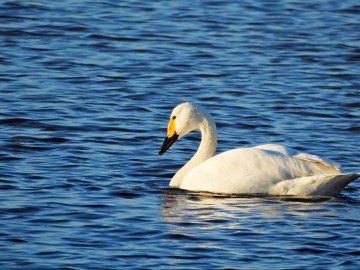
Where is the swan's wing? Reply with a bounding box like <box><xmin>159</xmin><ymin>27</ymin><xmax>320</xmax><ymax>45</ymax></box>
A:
<box><xmin>254</xmin><ymin>144</ymin><xmax>340</xmax><ymax>170</ymax></box>
<box><xmin>181</xmin><ymin>147</ymin><xmax>338</xmax><ymax>194</ymax></box>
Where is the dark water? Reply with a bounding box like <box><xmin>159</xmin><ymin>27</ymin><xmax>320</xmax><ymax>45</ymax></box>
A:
<box><xmin>1</xmin><ymin>0</ymin><xmax>360</xmax><ymax>269</ymax></box>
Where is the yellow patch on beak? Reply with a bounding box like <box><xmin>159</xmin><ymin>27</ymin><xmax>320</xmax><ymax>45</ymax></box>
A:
<box><xmin>167</xmin><ymin>117</ymin><xmax>176</xmax><ymax>137</ymax></box>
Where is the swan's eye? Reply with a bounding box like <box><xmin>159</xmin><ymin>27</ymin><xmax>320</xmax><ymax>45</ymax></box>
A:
<box><xmin>172</xmin><ymin>116</ymin><xmax>176</xmax><ymax>120</ymax></box>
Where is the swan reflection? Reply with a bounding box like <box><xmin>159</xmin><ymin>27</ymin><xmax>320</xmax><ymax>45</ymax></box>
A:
<box><xmin>160</xmin><ymin>189</ymin><xmax>336</xmax><ymax>227</ymax></box>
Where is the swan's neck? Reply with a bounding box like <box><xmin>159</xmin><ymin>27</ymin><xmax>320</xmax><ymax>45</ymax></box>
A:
<box><xmin>169</xmin><ymin>115</ymin><xmax>217</xmax><ymax>187</ymax></box>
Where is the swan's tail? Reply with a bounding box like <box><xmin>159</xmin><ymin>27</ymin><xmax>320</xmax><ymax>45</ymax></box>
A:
<box><xmin>311</xmin><ymin>174</ymin><xmax>359</xmax><ymax>196</ymax></box>
<box><xmin>271</xmin><ymin>173</ymin><xmax>359</xmax><ymax>196</ymax></box>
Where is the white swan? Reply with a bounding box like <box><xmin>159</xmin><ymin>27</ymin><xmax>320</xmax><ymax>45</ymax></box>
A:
<box><xmin>159</xmin><ymin>102</ymin><xmax>359</xmax><ymax>196</ymax></box>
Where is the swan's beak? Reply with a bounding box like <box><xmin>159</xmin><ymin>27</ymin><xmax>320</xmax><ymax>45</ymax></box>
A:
<box><xmin>159</xmin><ymin>133</ymin><xmax>179</xmax><ymax>155</ymax></box>
<box><xmin>159</xmin><ymin>116</ymin><xmax>178</xmax><ymax>155</ymax></box>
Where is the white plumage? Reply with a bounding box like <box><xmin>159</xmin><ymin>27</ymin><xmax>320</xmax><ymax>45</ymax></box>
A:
<box><xmin>159</xmin><ymin>102</ymin><xmax>358</xmax><ymax>196</ymax></box>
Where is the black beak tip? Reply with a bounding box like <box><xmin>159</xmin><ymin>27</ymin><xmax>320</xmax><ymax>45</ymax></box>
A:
<box><xmin>159</xmin><ymin>134</ymin><xmax>179</xmax><ymax>156</ymax></box>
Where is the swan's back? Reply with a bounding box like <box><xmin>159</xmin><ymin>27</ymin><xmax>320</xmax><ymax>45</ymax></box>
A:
<box><xmin>180</xmin><ymin>146</ymin><xmax>341</xmax><ymax>194</ymax></box>
<box><xmin>254</xmin><ymin>144</ymin><xmax>340</xmax><ymax>169</ymax></box>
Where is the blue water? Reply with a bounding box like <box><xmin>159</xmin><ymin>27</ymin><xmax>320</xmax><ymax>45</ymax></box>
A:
<box><xmin>1</xmin><ymin>0</ymin><xmax>360</xmax><ymax>269</ymax></box>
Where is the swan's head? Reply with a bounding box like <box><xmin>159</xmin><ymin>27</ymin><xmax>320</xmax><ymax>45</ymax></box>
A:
<box><xmin>159</xmin><ymin>102</ymin><xmax>205</xmax><ymax>155</ymax></box>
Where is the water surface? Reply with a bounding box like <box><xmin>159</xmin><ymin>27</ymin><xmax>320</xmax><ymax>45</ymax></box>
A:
<box><xmin>1</xmin><ymin>0</ymin><xmax>359</xmax><ymax>269</ymax></box>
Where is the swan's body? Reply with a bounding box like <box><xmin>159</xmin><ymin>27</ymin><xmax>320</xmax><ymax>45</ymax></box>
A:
<box><xmin>159</xmin><ymin>102</ymin><xmax>358</xmax><ymax>196</ymax></box>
